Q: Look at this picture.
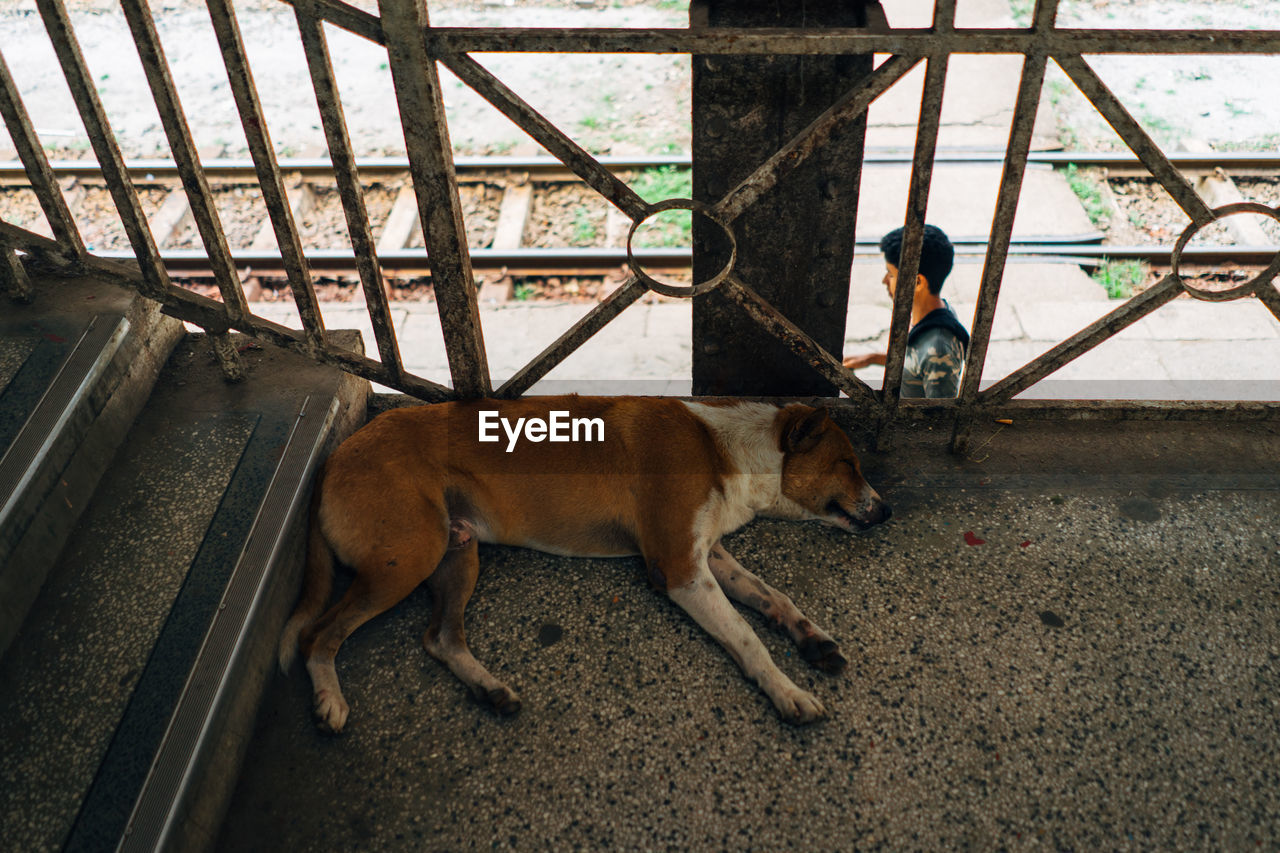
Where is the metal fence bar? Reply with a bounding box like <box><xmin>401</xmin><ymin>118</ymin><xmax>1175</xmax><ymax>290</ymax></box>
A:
<box><xmin>1256</xmin><ymin>285</ymin><xmax>1280</xmax><ymax>326</ymax></box>
<box><xmin>496</xmin><ymin>276</ymin><xmax>647</xmax><ymax>398</ymax></box>
<box><xmin>1055</xmin><ymin>54</ymin><xmax>1215</xmax><ymax>229</ymax></box>
<box><xmin>712</xmin><ymin>54</ymin><xmax>920</xmax><ymax>223</ymax></box>
<box><xmin>36</xmin><ymin>0</ymin><xmax>170</xmax><ymax>300</ymax></box>
<box><xmin>951</xmin><ymin>54</ymin><xmax>1049</xmax><ymax>450</ymax></box>
<box><xmin>890</xmin><ymin>397</ymin><xmax>1280</xmax><ymax>422</ymax></box>
<box><xmin>294</xmin><ymin>0</ymin><xmax>405</xmax><ymax>381</ymax></box>
<box><xmin>881</xmin><ymin>53</ymin><xmax>949</xmax><ymax>406</ymax></box>
<box><xmin>378</xmin><ymin>0</ymin><xmax>490</xmax><ymax>397</ymax></box>
<box><xmin>720</xmin><ymin>273</ymin><xmax>877</xmax><ymax>404</ymax></box>
<box><xmin>281</xmin><ymin>0</ymin><xmax>382</xmax><ymax>43</ymax></box>
<box><xmin>951</xmin><ymin>2</ymin><xmax>1060</xmax><ymax>450</ymax></box>
<box><xmin>979</xmin><ymin>275</ymin><xmax>1183</xmax><ymax>404</ymax></box>
<box><xmin>0</xmin><ymin>49</ymin><xmax>86</xmax><ymax>257</ymax></box>
<box><xmin>0</xmin><ymin>219</ymin><xmax>78</xmax><ymax>267</ymax></box>
<box><xmin>437</xmin><ymin>53</ymin><xmax>650</xmax><ymax>222</ymax></box>
<box><xmin>121</xmin><ymin>0</ymin><xmax>249</xmax><ymax>329</ymax></box>
<box><xmin>0</xmin><ymin>211</ymin><xmax>454</xmax><ymax>399</ymax></box>
<box><xmin>420</xmin><ymin>28</ymin><xmax>1280</xmax><ymax>55</ymax></box>
<box><xmin>2</xmin><ymin>246</ymin><xmax>33</xmax><ymax>303</ymax></box>
<box><xmin>205</xmin><ymin>0</ymin><xmax>326</xmax><ymax>349</ymax></box>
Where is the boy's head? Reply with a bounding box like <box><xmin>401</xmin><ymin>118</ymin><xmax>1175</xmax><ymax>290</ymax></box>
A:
<box><xmin>879</xmin><ymin>225</ymin><xmax>954</xmax><ymax>296</ymax></box>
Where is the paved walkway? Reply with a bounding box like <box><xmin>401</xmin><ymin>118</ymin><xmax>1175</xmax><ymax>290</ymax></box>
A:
<box><xmin>251</xmin><ymin>260</ymin><xmax>1280</xmax><ymax>399</ymax></box>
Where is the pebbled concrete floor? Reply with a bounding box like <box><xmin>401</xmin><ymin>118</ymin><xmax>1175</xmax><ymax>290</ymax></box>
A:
<box><xmin>219</xmin><ymin>418</ymin><xmax>1280</xmax><ymax>851</ymax></box>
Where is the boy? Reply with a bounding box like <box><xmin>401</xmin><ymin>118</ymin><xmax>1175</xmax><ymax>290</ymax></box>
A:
<box><xmin>843</xmin><ymin>224</ymin><xmax>970</xmax><ymax>398</ymax></box>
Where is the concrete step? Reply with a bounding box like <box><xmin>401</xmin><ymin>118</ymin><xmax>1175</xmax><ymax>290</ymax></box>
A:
<box><xmin>0</xmin><ymin>305</ymin><xmax>368</xmax><ymax>853</ymax></box>
<box><xmin>0</xmin><ymin>277</ymin><xmax>184</xmax><ymax>657</ymax></box>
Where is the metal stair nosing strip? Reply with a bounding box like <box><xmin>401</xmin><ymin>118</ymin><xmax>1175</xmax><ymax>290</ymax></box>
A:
<box><xmin>115</xmin><ymin>393</ymin><xmax>341</xmax><ymax>853</ymax></box>
<box><xmin>0</xmin><ymin>314</ymin><xmax>129</xmax><ymax>529</ymax></box>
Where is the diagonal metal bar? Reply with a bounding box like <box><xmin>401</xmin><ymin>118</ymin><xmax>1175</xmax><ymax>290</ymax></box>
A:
<box><xmin>205</xmin><ymin>0</ymin><xmax>326</xmax><ymax>348</ymax></box>
<box><xmin>379</xmin><ymin>0</ymin><xmax>490</xmax><ymax>397</ymax></box>
<box><xmin>881</xmin><ymin>53</ymin><xmax>949</xmax><ymax>406</ymax></box>
<box><xmin>295</xmin><ymin>0</ymin><xmax>405</xmax><ymax>380</ymax></box>
<box><xmin>36</xmin><ymin>0</ymin><xmax>170</xmax><ymax>300</ymax></box>
<box><xmin>955</xmin><ymin>52</ymin><xmax>1048</xmax><ymax>406</ymax></box>
<box><xmin>281</xmin><ymin>0</ymin><xmax>382</xmax><ymax>43</ymax></box>
<box><xmin>980</xmin><ymin>274</ymin><xmax>1182</xmax><ymax>404</ymax></box>
<box><xmin>1256</xmin><ymin>283</ymin><xmax>1280</xmax><ymax>327</ymax></box>
<box><xmin>1055</xmin><ymin>54</ymin><xmax>1215</xmax><ymax>228</ymax></box>
<box><xmin>719</xmin><ymin>274</ymin><xmax>877</xmax><ymax>404</ymax></box>
<box><xmin>712</xmin><ymin>54</ymin><xmax>920</xmax><ymax>224</ymax></box>
<box><xmin>496</xmin><ymin>276</ymin><xmax>647</xmax><ymax>398</ymax></box>
<box><xmin>0</xmin><ymin>218</ymin><xmax>80</xmax><ymax>267</ymax></box>
<box><xmin>437</xmin><ymin>53</ymin><xmax>649</xmax><ymax>222</ymax></box>
<box><xmin>0</xmin><ymin>49</ymin><xmax>85</xmax><ymax>257</ymax></box>
<box><xmin>121</xmin><ymin>0</ymin><xmax>250</xmax><ymax>330</ymax></box>
<box><xmin>0</xmin><ymin>209</ymin><xmax>453</xmax><ymax>399</ymax></box>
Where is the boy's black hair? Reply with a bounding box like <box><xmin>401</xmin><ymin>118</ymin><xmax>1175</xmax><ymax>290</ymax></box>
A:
<box><xmin>879</xmin><ymin>225</ymin><xmax>954</xmax><ymax>295</ymax></box>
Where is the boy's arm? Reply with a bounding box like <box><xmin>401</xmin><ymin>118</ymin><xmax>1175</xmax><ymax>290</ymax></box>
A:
<box><xmin>842</xmin><ymin>351</ymin><xmax>887</xmax><ymax>369</ymax></box>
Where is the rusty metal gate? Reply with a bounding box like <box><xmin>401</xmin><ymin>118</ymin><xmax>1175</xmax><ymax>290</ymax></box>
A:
<box><xmin>2</xmin><ymin>0</ymin><xmax>1278</xmax><ymax>452</ymax></box>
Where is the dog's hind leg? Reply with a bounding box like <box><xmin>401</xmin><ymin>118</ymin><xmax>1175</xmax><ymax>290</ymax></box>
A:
<box><xmin>423</xmin><ymin>539</ymin><xmax>521</xmax><ymax>715</ymax></box>
<box><xmin>707</xmin><ymin>543</ymin><xmax>847</xmax><ymax>674</ymax></box>
<box><xmin>301</xmin><ymin>531</ymin><xmax>448</xmax><ymax>734</ymax></box>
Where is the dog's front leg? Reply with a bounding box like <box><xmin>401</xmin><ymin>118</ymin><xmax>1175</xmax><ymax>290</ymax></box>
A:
<box><xmin>659</xmin><ymin>554</ymin><xmax>827</xmax><ymax>725</ymax></box>
<box><xmin>708</xmin><ymin>543</ymin><xmax>847</xmax><ymax>674</ymax></box>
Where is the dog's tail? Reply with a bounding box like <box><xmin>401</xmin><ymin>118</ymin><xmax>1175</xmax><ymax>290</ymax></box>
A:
<box><xmin>278</xmin><ymin>482</ymin><xmax>334</xmax><ymax>674</ymax></box>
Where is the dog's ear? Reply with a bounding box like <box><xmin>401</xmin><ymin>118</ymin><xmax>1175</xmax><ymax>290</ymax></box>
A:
<box><xmin>782</xmin><ymin>406</ymin><xmax>829</xmax><ymax>454</ymax></box>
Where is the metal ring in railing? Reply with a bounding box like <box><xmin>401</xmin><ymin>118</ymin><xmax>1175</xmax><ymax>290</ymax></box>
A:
<box><xmin>1169</xmin><ymin>202</ymin><xmax>1280</xmax><ymax>302</ymax></box>
<box><xmin>625</xmin><ymin>198</ymin><xmax>736</xmax><ymax>299</ymax></box>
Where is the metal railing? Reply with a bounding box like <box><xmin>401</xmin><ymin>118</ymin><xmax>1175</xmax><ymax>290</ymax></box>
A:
<box><xmin>1</xmin><ymin>0</ymin><xmax>1278</xmax><ymax>450</ymax></box>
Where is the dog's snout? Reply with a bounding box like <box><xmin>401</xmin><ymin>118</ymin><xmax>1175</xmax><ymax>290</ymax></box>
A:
<box><xmin>864</xmin><ymin>500</ymin><xmax>890</xmax><ymax>526</ymax></box>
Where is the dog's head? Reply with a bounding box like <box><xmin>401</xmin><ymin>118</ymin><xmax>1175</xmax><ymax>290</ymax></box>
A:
<box><xmin>775</xmin><ymin>405</ymin><xmax>891</xmax><ymax>532</ymax></box>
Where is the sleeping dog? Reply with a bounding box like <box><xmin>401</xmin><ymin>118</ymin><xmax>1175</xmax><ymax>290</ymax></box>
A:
<box><xmin>279</xmin><ymin>396</ymin><xmax>890</xmax><ymax>730</ymax></box>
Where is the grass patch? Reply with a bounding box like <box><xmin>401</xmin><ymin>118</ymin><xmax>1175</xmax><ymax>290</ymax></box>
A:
<box><xmin>1064</xmin><ymin>164</ymin><xmax>1111</xmax><ymax>230</ymax></box>
<box><xmin>1092</xmin><ymin>260</ymin><xmax>1147</xmax><ymax>299</ymax></box>
<box><xmin>631</xmin><ymin>166</ymin><xmax>694</xmax><ymax>247</ymax></box>
<box><xmin>631</xmin><ymin>165</ymin><xmax>693</xmax><ymax>202</ymax></box>
<box><xmin>634</xmin><ymin>209</ymin><xmax>692</xmax><ymax>248</ymax></box>
<box><xmin>627</xmin><ymin>165</ymin><xmax>691</xmax><ymax>245</ymax></box>
<box><xmin>571</xmin><ymin>207</ymin><xmax>599</xmax><ymax>245</ymax></box>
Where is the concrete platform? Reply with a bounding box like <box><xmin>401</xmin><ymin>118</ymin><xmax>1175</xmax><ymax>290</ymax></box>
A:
<box><xmin>218</xmin><ymin>418</ymin><xmax>1280</xmax><ymax>850</ymax></box>
<box><xmin>855</xmin><ymin>165</ymin><xmax>1097</xmax><ymax>241</ymax></box>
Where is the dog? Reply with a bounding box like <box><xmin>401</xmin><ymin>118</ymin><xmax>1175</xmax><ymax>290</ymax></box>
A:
<box><xmin>278</xmin><ymin>396</ymin><xmax>890</xmax><ymax>730</ymax></box>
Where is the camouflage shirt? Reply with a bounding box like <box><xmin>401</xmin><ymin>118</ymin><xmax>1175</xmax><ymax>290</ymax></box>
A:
<box><xmin>902</xmin><ymin>304</ymin><xmax>969</xmax><ymax>399</ymax></box>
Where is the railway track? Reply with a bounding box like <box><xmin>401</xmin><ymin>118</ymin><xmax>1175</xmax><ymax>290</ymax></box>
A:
<box><xmin>2</xmin><ymin>150</ymin><xmax>1276</xmax><ymax>281</ymax></box>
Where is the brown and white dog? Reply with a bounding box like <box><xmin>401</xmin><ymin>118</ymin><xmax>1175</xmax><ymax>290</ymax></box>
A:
<box><xmin>278</xmin><ymin>396</ymin><xmax>890</xmax><ymax>730</ymax></box>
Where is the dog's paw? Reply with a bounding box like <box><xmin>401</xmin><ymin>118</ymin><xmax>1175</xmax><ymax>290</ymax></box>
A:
<box><xmin>313</xmin><ymin>688</ymin><xmax>350</xmax><ymax>734</ymax></box>
<box><xmin>478</xmin><ymin>684</ymin><xmax>522</xmax><ymax>716</ymax></box>
<box><xmin>773</xmin><ymin>688</ymin><xmax>827</xmax><ymax>725</ymax></box>
<box><xmin>799</xmin><ymin>637</ymin><xmax>848</xmax><ymax>675</ymax></box>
